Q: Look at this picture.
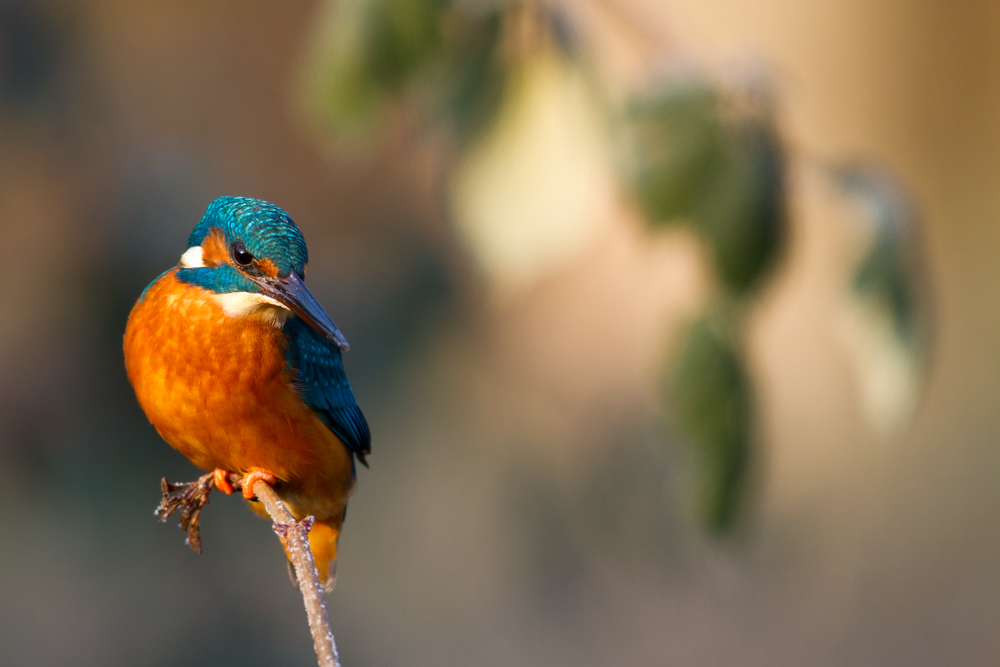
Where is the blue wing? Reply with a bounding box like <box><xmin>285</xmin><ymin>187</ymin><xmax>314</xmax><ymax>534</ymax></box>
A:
<box><xmin>284</xmin><ymin>316</ymin><xmax>371</xmax><ymax>466</ymax></box>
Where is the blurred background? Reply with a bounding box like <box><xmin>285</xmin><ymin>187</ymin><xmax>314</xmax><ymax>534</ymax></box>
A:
<box><xmin>0</xmin><ymin>0</ymin><xmax>997</xmax><ymax>665</ymax></box>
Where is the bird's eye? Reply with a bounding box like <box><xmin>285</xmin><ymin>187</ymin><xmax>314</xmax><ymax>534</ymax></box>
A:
<box><xmin>232</xmin><ymin>243</ymin><xmax>253</xmax><ymax>266</ymax></box>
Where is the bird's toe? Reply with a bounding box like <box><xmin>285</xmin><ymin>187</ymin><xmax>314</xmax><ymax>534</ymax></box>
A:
<box><xmin>239</xmin><ymin>469</ymin><xmax>278</xmax><ymax>500</ymax></box>
<box><xmin>213</xmin><ymin>468</ymin><xmax>235</xmax><ymax>495</ymax></box>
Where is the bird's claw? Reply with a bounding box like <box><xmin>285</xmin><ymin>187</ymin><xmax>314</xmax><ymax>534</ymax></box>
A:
<box><xmin>156</xmin><ymin>473</ymin><xmax>217</xmax><ymax>554</ymax></box>
<box><xmin>155</xmin><ymin>469</ymin><xmax>277</xmax><ymax>552</ymax></box>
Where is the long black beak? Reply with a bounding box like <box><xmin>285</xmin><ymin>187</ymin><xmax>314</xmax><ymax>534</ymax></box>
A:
<box><xmin>256</xmin><ymin>272</ymin><xmax>350</xmax><ymax>350</ymax></box>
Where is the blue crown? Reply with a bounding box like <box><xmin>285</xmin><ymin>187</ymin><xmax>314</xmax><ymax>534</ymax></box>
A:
<box><xmin>188</xmin><ymin>197</ymin><xmax>308</xmax><ymax>278</ymax></box>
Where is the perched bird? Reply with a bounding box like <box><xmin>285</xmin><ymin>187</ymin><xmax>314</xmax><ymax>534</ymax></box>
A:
<box><xmin>124</xmin><ymin>196</ymin><xmax>370</xmax><ymax>590</ymax></box>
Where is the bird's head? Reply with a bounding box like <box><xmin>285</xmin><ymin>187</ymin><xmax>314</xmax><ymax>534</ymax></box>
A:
<box><xmin>176</xmin><ymin>196</ymin><xmax>349</xmax><ymax>350</ymax></box>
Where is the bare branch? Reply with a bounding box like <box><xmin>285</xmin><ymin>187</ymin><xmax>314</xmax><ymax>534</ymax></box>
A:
<box><xmin>251</xmin><ymin>479</ymin><xmax>341</xmax><ymax>667</ymax></box>
<box><xmin>155</xmin><ymin>474</ymin><xmax>342</xmax><ymax>667</ymax></box>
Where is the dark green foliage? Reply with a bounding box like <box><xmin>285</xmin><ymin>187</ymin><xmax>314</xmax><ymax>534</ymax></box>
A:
<box><xmin>670</xmin><ymin>315</ymin><xmax>751</xmax><ymax>532</ymax></box>
<box><xmin>628</xmin><ymin>85</ymin><xmax>786</xmax><ymax>529</ymax></box>
<box><xmin>309</xmin><ymin>0</ymin><xmax>508</xmax><ymax>144</ymax></box>
<box><xmin>626</xmin><ymin>85</ymin><xmax>728</xmax><ymax>224</ymax></box>
<box><xmin>365</xmin><ymin>0</ymin><xmax>449</xmax><ymax>89</ymax></box>
<box><xmin>625</xmin><ymin>84</ymin><xmax>786</xmax><ymax>294</ymax></box>
<box><xmin>308</xmin><ymin>0</ymin><xmax>450</xmax><ymax>139</ymax></box>
<box><xmin>699</xmin><ymin>119</ymin><xmax>786</xmax><ymax>293</ymax></box>
<box><xmin>436</xmin><ymin>8</ymin><xmax>506</xmax><ymax>141</ymax></box>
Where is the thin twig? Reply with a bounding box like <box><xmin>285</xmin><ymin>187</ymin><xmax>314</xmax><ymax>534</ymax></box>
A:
<box><xmin>156</xmin><ymin>474</ymin><xmax>341</xmax><ymax>667</ymax></box>
<box><xmin>589</xmin><ymin>0</ymin><xmax>676</xmax><ymax>65</ymax></box>
<box><xmin>252</xmin><ymin>479</ymin><xmax>341</xmax><ymax>667</ymax></box>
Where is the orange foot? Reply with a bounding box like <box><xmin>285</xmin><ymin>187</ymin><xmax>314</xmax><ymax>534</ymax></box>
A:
<box><xmin>213</xmin><ymin>468</ymin><xmax>234</xmax><ymax>495</ymax></box>
<box><xmin>240</xmin><ymin>469</ymin><xmax>278</xmax><ymax>500</ymax></box>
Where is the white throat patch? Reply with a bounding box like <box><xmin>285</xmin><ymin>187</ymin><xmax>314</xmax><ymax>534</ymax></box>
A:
<box><xmin>212</xmin><ymin>292</ymin><xmax>291</xmax><ymax>328</ymax></box>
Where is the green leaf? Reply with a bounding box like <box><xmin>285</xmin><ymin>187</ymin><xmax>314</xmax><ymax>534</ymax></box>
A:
<box><xmin>698</xmin><ymin>118</ymin><xmax>786</xmax><ymax>294</ymax></box>
<box><xmin>365</xmin><ymin>0</ymin><xmax>449</xmax><ymax>89</ymax></box>
<box><xmin>302</xmin><ymin>0</ymin><xmax>451</xmax><ymax>142</ymax></box>
<box><xmin>669</xmin><ymin>314</ymin><xmax>751</xmax><ymax>532</ymax></box>
<box><xmin>435</xmin><ymin>7</ymin><xmax>506</xmax><ymax>142</ymax></box>
<box><xmin>624</xmin><ymin>84</ymin><xmax>728</xmax><ymax>224</ymax></box>
<box><xmin>624</xmin><ymin>83</ymin><xmax>786</xmax><ymax>294</ymax></box>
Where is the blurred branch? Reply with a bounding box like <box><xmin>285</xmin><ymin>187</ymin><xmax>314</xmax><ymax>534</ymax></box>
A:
<box><xmin>588</xmin><ymin>0</ymin><xmax>674</xmax><ymax>64</ymax></box>
<box><xmin>157</xmin><ymin>474</ymin><xmax>341</xmax><ymax>667</ymax></box>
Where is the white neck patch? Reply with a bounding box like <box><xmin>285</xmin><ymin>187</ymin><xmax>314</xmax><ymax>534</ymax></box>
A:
<box><xmin>179</xmin><ymin>245</ymin><xmax>205</xmax><ymax>268</ymax></box>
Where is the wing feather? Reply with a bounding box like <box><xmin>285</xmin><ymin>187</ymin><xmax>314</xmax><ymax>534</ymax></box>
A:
<box><xmin>284</xmin><ymin>317</ymin><xmax>371</xmax><ymax>465</ymax></box>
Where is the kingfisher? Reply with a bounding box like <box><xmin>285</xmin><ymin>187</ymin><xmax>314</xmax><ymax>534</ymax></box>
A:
<box><xmin>124</xmin><ymin>196</ymin><xmax>370</xmax><ymax>591</ymax></box>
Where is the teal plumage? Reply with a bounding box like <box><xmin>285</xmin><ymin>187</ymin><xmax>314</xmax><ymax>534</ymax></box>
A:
<box><xmin>285</xmin><ymin>316</ymin><xmax>371</xmax><ymax>466</ymax></box>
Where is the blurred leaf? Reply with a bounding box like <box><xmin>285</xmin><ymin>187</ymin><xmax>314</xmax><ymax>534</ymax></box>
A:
<box><xmin>625</xmin><ymin>84</ymin><xmax>728</xmax><ymax>223</ymax></box>
<box><xmin>366</xmin><ymin>0</ymin><xmax>448</xmax><ymax>87</ymax></box>
<box><xmin>836</xmin><ymin>166</ymin><xmax>921</xmax><ymax>345</ymax></box>
<box><xmin>303</xmin><ymin>0</ymin><xmax>519</xmax><ymax>148</ymax></box>
<box><xmin>854</xmin><ymin>232</ymin><xmax>915</xmax><ymax>342</ymax></box>
<box><xmin>302</xmin><ymin>0</ymin><xmax>390</xmax><ymax>141</ymax></box>
<box><xmin>436</xmin><ymin>6</ymin><xmax>506</xmax><ymax>142</ymax></box>
<box><xmin>669</xmin><ymin>313</ymin><xmax>751</xmax><ymax>532</ymax></box>
<box><xmin>699</xmin><ymin>118</ymin><xmax>786</xmax><ymax>293</ymax></box>
<box><xmin>302</xmin><ymin>0</ymin><xmax>450</xmax><ymax>142</ymax></box>
<box><xmin>833</xmin><ymin>166</ymin><xmax>928</xmax><ymax>436</ymax></box>
<box><xmin>625</xmin><ymin>83</ymin><xmax>786</xmax><ymax>294</ymax></box>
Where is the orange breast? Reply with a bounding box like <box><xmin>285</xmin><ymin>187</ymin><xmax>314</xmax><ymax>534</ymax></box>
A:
<box><xmin>123</xmin><ymin>269</ymin><xmax>353</xmax><ymax>521</ymax></box>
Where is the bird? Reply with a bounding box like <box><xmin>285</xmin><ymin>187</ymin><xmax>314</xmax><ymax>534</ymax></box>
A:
<box><xmin>124</xmin><ymin>196</ymin><xmax>370</xmax><ymax>591</ymax></box>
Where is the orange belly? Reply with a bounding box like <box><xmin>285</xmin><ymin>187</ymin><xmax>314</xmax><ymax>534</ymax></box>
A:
<box><xmin>123</xmin><ymin>269</ymin><xmax>354</xmax><ymax>523</ymax></box>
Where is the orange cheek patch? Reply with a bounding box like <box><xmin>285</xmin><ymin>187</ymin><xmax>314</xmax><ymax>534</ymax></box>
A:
<box><xmin>256</xmin><ymin>257</ymin><xmax>280</xmax><ymax>277</ymax></box>
<box><xmin>201</xmin><ymin>227</ymin><xmax>230</xmax><ymax>267</ymax></box>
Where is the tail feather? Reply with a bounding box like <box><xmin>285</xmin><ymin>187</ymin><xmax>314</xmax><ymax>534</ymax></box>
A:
<box><xmin>282</xmin><ymin>519</ymin><xmax>340</xmax><ymax>593</ymax></box>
